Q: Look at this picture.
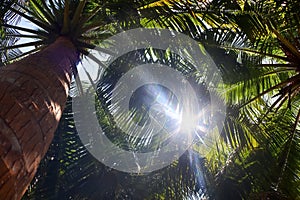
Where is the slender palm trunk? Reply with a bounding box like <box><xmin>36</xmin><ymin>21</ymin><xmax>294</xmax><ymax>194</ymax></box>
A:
<box><xmin>0</xmin><ymin>37</ymin><xmax>78</xmax><ymax>200</ymax></box>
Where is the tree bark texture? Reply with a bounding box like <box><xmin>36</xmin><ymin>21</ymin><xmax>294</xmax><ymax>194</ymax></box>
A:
<box><xmin>0</xmin><ymin>37</ymin><xmax>78</xmax><ymax>200</ymax></box>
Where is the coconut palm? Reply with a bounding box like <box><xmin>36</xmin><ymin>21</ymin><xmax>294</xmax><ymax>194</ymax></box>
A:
<box><xmin>1</xmin><ymin>0</ymin><xmax>300</xmax><ymax>199</ymax></box>
<box><xmin>197</xmin><ymin>1</ymin><xmax>300</xmax><ymax>199</ymax></box>
<box><xmin>0</xmin><ymin>0</ymin><xmax>230</xmax><ymax>199</ymax></box>
<box><xmin>0</xmin><ymin>1</ymin><xmax>144</xmax><ymax>199</ymax></box>
<box><xmin>140</xmin><ymin>0</ymin><xmax>299</xmax><ymax>199</ymax></box>
<box><xmin>148</xmin><ymin>1</ymin><xmax>300</xmax><ymax>198</ymax></box>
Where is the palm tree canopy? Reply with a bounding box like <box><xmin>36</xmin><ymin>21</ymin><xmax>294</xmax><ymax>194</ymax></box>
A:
<box><xmin>0</xmin><ymin>0</ymin><xmax>299</xmax><ymax>199</ymax></box>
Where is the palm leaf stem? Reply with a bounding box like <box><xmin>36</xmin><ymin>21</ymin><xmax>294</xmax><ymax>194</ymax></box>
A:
<box><xmin>240</xmin><ymin>73</ymin><xmax>300</xmax><ymax>108</ymax></box>
<box><xmin>0</xmin><ymin>40</ymin><xmax>44</xmax><ymax>51</ymax></box>
<box><xmin>1</xmin><ymin>23</ymin><xmax>48</xmax><ymax>37</ymax></box>
<box><xmin>30</xmin><ymin>0</ymin><xmax>56</xmax><ymax>24</ymax></box>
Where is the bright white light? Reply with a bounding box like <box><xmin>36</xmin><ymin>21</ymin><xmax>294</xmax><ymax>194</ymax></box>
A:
<box><xmin>147</xmin><ymin>88</ymin><xmax>200</xmax><ymax>138</ymax></box>
<box><xmin>180</xmin><ymin>111</ymin><xmax>199</xmax><ymax>133</ymax></box>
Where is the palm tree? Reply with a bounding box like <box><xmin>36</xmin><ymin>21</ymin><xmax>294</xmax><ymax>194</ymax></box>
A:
<box><xmin>0</xmin><ymin>0</ymin><xmax>229</xmax><ymax>199</ymax></box>
<box><xmin>196</xmin><ymin>1</ymin><xmax>300</xmax><ymax>199</ymax></box>
<box><xmin>0</xmin><ymin>1</ymin><xmax>149</xmax><ymax>199</ymax></box>
<box><xmin>146</xmin><ymin>1</ymin><xmax>300</xmax><ymax>198</ymax></box>
<box><xmin>2</xmin><ymin>0</ymin><xmax>299</xmax><ymax>199</ymax></box>
<box><xmin>139</xmin><ymin>0</ymin><xmax>299</xmax><ymax>199</ymax></box>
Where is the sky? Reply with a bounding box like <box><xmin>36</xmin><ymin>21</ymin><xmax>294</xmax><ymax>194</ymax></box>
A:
<box><xmin>16</xmin><ymin>16</ymin><xmax>99</xmax><ymax>83</ymax></box>
<box><xmin>16</xmin><ymin>17</ymin><xmax>37</xmax><ymax>52</ymax></box>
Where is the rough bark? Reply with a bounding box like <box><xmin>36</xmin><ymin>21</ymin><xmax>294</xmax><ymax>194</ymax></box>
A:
<box><xmin>0</xmin><ymin>37</ymin><xmax>78</xmax><ymax>200</ymax></box>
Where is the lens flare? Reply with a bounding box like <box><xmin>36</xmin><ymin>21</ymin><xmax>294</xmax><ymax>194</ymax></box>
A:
<box><xmin>73</xmin><ymin>28</ymin><xmax>225</xmax><ymax>173</ymax></box>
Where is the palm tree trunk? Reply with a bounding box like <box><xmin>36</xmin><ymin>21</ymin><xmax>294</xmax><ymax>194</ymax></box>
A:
<box><xmin>0</xmin><ymin>36</ymin><xmax>78</xmax><ymax>200</ymax></box>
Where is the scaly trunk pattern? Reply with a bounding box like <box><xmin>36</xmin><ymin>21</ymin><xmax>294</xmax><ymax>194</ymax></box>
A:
<box><xmin>0</xmin><ymin>37</ymin><xmax>78</xmax><ymax>200</ymax></box>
